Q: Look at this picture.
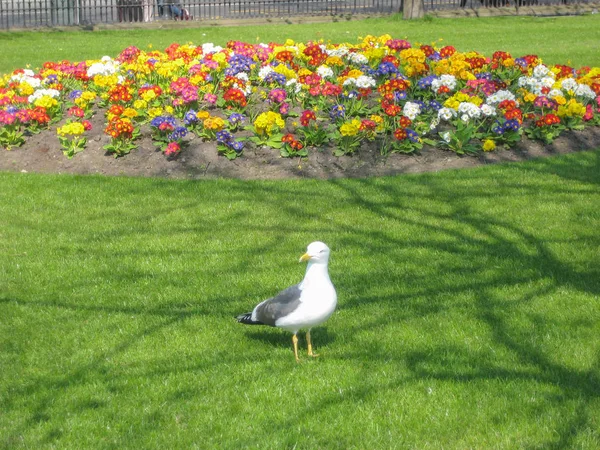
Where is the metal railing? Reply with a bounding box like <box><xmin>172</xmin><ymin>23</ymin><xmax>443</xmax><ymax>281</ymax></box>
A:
<box><xmin>424</xmin><ymin>0</ymin><xmax>597</xmax><ymax>10</ymax></box>
<box><xmin>0</xmin><ymin>0</ymin><xmax>399</xmax><ymax>28</ymax></box>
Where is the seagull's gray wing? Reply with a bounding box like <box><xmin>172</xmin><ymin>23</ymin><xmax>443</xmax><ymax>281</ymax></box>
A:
<box><xmin>253</xmin><ymin>284</ymin><xmax>303</xmax><ymax>326</ymax></box>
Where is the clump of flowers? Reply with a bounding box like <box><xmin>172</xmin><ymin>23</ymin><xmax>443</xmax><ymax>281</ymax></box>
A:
<box><xmin>150</xmin><ymin>115</ymin><xmax>187</xmax><ymax>155</ymax></box>
<box><xmin>280</xmin><ymin>133</ymin><xmax>306</xmax><ymax>158</ymax></box>
<box><xmin>0</xmin><ymin>110</ymin><xmax>25</xmax><ymax>150</ymax></box>
<box><xmin>103</xmin><ymin>117</ymin><xmax>139</xmax><ymax>157</ymax></box>
<box><xmin>216</xmin><ymin>130</ymin><xmax>245</xmax><ymax>160</ymax></box>
<box><xmin>249</xmin><ymin>111</ymin><xmax>285</xmax><ymax>148</ymax></box>
<box><xmin>56</xmin><ymin>119</ymin><xmax>91</xmax><ymax>158</ymax></box>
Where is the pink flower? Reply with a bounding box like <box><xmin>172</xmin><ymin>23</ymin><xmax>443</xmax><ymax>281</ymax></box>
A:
<box><xmin>204</xmin><ymin>93</ymin><xmax>217</xmax><ymax>104</ymax></box>
<box><xmin>165</xmin><ymin>141</ymin><xmax>181</xmax><ymax>156</ymax></box>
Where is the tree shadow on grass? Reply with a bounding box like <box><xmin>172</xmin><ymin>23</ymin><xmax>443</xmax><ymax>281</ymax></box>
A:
<box><xmin>1</xmin><ymin>150</ymin><xmax>599</xmax><ymax>447</ymax></box>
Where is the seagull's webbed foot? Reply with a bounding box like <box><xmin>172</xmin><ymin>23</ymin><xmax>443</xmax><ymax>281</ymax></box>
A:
<box><xmin>306</xmin><ymin>330</ymin><xmax>319</xmax><ymax>358</ymax></box>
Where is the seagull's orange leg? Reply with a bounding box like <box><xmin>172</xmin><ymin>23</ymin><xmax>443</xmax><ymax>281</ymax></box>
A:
<box><xmin>292</xmin><ymin>334</ymin><xmax>300</xmax><ymax>363</ymax></box>
<box><xmin>307</xmin><ymin>330</ymin><xmax>319</xmax><ymax>357</ymax></box>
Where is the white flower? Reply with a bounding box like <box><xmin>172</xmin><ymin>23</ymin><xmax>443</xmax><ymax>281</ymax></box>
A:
<box><xmin>480</xmin><ymin>104</ymin><xmax>497</xmax><ymax>117</ymax></box>
<box><xmin>285</xmin><ymin>78</ymin><xmax>301</xmax><ymax>93</ymax></box>
<box><xmin>317</xmin><ymin>65</ymin><xmax>334</xmax><ymax>79</ymax></box>
<box><xmin>429</xmin><ymin>117</ymin><xmax>440</xmax><ymax>130</ymax></box>
<box><xmin>561</xmin><ymin>78</ymin><xmax>578</xmax><ymax>92</ymax></box>
<box><xmin>86</xmin><ymin>57</ymin><xmax>120</xmax><ymax>77</ymax></box>
<box><xmin>347</xmin><ymin>53</ymin><xmax>368</xmax><ymax>65</ymax></box>
<box><xmin>574</xmin><ymin>83</ymin><xmax>596</xmax><ymax>100</ymax></box>
<box><xmin>10</xmin><ymin>72</ymin><xmax>41</xmax><ymax>88</ymax></box>
<box><xmin>326</xmin><ymin>46</ymin><xmax>349</xmax><ymax>57</ymax></box>
<box><xmin>355</xmin><ymin>75</ymin><xmax>376</xmax><ymax>89</ymax></box>
<box><xmin>403</xmin><ymin>101</ymin><xmax>421</xmax><ymax>120</ymax></box>
<box><xmin>547</xmin><ymin>89</ymin><xmax>564</xmax><ymax>99</ymax></box>
<box><xmin>533</xmin><ymin>64</ymin><xmax>551</xmax><ymax>79</ymax></box>
<box><xmin>201</xmin><ymin>43</ymin><xmax>222</xmax><ymax>54</ymax></box>
<box><xmin>438</xmin><ymin>107</ymin><xmax>457</xmax><ymax>121</ymax></box>
<box><xmin>458</xmin><ymin>102</ymin><xmax>481</xmax><ymax>119</ymax></box>
<box><xmin>486</xmin><ymin>89</ymin><xmax>517</xmax><ymax>106</ymax></box>
<box><xmin>431</xmin><ymin>74</ymin><xmax>457</xmax><ymax>92</ymax></box>
<box><xmin>460</xmin><ymin>114</ymin><xmax>470</xmax><ymax>123</ymax></box>
<box><xmin>540</xmin><ymin>76</ymin><xmax>556</xmax><ymax>88</ymax></box>
<box><xmin>441</xmin><ymin>131</ymin><xmax>452</xmax><ymax>143</ymax></box>
<box><xmin>28</xmin><ymin>88</ymin><xmax>60</xmax><ymax>104</ymax></box>
<box><xmin>258</xmin><ymin>65</ymin><xmax>274</xmax><ymax>80</ymax></box>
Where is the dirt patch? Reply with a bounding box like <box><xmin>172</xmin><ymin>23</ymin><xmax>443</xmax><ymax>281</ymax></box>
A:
<box><xmin>1</xmin><ymin>112</ymin><xmax>599</xmax><ymax>180</ymax></box>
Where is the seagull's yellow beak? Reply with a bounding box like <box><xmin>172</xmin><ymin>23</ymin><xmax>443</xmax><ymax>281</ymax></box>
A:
<box><xmin>299</xmin><ymin>252</ymin><xmax>311</xmax><ymax>262</ymax></box>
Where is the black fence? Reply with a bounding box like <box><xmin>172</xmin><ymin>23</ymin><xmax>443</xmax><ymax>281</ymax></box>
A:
<box><xmin>0</xmin><ymin>0</ymin><xmax>596</xmax><ymax>28</ymax></box>
<box><xmin>425</xmin><ymin>0</ymin><xmax>597</xmax><ymax>9</ymax></box>
<box><xmin>0</xmin><ymin>0</ymin><xmax>399</xmax><ymax>28</ymax></box>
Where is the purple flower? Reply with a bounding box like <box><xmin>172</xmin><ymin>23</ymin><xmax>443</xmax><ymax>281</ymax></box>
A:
<box><xmin>329</xmin><ymin>104</ymin><xmax>346</xmax><ymax>120</ymax></box>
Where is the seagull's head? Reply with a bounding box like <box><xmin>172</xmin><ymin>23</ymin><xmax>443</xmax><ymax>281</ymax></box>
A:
<box><xmin>299</xmin><ymin>241</ymin><xmax>331</xmax><ymax>264</ymax></box>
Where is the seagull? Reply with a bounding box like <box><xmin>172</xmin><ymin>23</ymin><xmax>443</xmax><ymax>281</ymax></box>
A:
<box><xmin>237</xmin><ymin>241</ymin><xmax>337</xmax><ymax>362</ymax></box>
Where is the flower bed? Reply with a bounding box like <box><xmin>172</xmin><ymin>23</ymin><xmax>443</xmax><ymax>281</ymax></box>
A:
<box><xmin>1</xmin><ymin>36</ymin><xmax>600</xmax><ymax>161</ymax></box>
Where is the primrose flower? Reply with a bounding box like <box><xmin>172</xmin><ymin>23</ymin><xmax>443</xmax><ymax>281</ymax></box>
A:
<box><xmin>403</xmin><ymin>102</ymin><xmax>422</xmax><ymax>120</ymax></box>
<box><xmin>165</xmin><ymin>142</ymin><xmax>181</xmax><ymax>157</ymax></box>
<box><xmin>482</xmin><ymin>139</ymin><xmax>496</xmax><ymax>152</ymax></box>
<box><xmin>438</xmin><ymin>107</ymin><xmax>457</xmax><ymax>121</ymax></box>
<box><xmin>339</xmin><ymin>118</ymin><xmax>361</xmax><ymax>136</ymax></box>
<box><xmin>57</xmin><ymin>121</ymin><xmax>85</xmax><ymax>137</ymax></box>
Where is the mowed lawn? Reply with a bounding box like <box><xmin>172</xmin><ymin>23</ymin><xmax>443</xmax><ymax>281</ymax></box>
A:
<box><xmin>1</xmin><ymin>150</ymin><xmax>599</xmax><ymax>448</ymax></box>
<box><xmin>1</xmin><ymin>14</ymin><xmax>600</xmax><ymax>74</ymax></box>
<box><xmin>1</xmin><ymin>13</ymin><xmax>600</xmax><ymax>449</ymax></box>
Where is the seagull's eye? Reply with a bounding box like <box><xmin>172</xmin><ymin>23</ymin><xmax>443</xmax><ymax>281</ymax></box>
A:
<box><xmin>320</xmin><ymin>249</ymin><xmax>326</xmax><ymax>253</ymax></box>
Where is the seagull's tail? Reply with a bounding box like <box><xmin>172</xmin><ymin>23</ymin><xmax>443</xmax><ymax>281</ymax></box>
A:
<box><xmin>236</xmin><ymin>312</ymin><xmax>263</xmax><ymax>325</ymax></box>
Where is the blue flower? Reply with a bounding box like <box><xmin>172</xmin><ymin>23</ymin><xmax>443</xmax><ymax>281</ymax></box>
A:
<box><xmin>68</xmin><ymin>90</ymin><xmax>83</xmax><ymax>100</ymax></box>
<box><xmin>169</xmin><ymin>126</ymin><xmax>188</xmax><ymax>141</ymax></box>
<box><xmin>228</xmin><ymin>113</ymin><xmax>246</xmax><ymax>125</ymax></box>
<box><xmin>394</xmin><ymin>91</ymin><xmax>407</xmax><ymax>102</ymax></box>
<box><xmin>405</xmin><ymin>129</ymin><xmax>420</xmax><ymax>143</ymax></box>
<box><xmin>184</xmin><ymin>110</ymin><xmax>198</xmax><ymax>126</ymax></box>
<box><xmin>329</xmin><ymin>104</ymin><xmax>346</xmax><ymax>120</ymax></box>
<box><xmin>264</xmin><ymin>72</ymin><xmax>287</xmax><ymax>86</ymax></box>
<box><xmin>417</xmin><ymin>75</ymin><xmax>437</xmax><ymax>89</ymax></box>
<box><xmin>503</xmin><ymin>119</ymin><xmax>521</xmax><ymax>132</ymax></box>
<box><xmin>216</xmin><ymin>130</ymin><xmax>233</xmax><ymax>143</ymax></box>
<box><xmin>231</xmin><ymin>140</ymin><xmax>244</xmax><ymax>152</ymax></box>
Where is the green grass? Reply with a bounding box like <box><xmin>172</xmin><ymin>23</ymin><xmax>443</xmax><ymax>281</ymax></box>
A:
<box><xmin>1</xmin><ymin>150</ymin><xmax>600</xmax><ymax>448</ymax></box>
<box><xmin>1</xmin><ymin>14</ymin><xmax>600</xmax><ymax>74</ymax></box>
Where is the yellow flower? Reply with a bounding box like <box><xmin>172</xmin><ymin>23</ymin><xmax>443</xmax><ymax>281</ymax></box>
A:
<box><xmin>17</xmin><ymin>82</ymin><xmax>35</xmax><ymax>96</ymax></box>
<box><xmin>196</xmin><ymin>110</ymin><xmax>210</xmax><ymax>120</ymax></box>
<box><xmin>339</xmin><ymin>119</ymin><xmax>361</xmax><ymax>137</ymax></box>
<box><xmin>482</xmin><ymin>139</ymin><xmax>496</xmax><ymax>152</ymax></box>
<box><xmin>557</xmin><ymin>99</ymin><xmax>586</xmax><ymax>118</ymax></box>
<box><xmin>554</xmin><ymin>95</ymin><xmax>567</xmax><ymax>106</ymax></box>
<box><xmin>133</xmin><ymin>99</ymin><xmax>147</xmax><ymax>110</ymax></box>
<box><xmin>141</xmin><ymin>90</ymin><xmax>157</xmax><ymax>102</ymax></box>
<box><xmin>93</xmin><ymin>74</ymin><xmax>119</xmax><ymax>88</ymax></box>
<box><xmin>122</xmin><ymin>108</ymin><xmax>138</xmax><ymax>119</ymax></box>
<box><xmin>57</xmin><ymin>121</ymin><xmax>85</xmax><ymax>137</ymax></box>
<box><xmin>204</xmin><ymin>116</ymin><xmax>225</xmax><ymax>131</ymax></box>
<box><xmin>165</xmin><ymin>105</ymin><xmax>174</xmax><ymax>115</ymax></box>
<box><xmin>81</xmin><ymin>91</ymin><xmax>96</xmax><ymax>101</ymax></box>
<box><xmin>523</xmin><ymin>92</ymin><xmax>537</xmax><ymax>103</ymax></box>
<box><xmin>273</xmin><ymin>64</ymin><xmax>297</xmax><ymax>80</ymax></box>
<box><xmin>34</xmin><ymin>96</ymin><xmax>58</xmax><ymax>109</ymax></box>
<box><xmin>253</xmin><ymin>111</ymin><xmax>284</xmax><ymax>136</ymax></box>
<box><xmin>325</xmin><ymin>56</ymin><xmax>344</xmax><ymax>67</ymax></box>
<box><xmin>148</xmin><ymin>107</ymin><xmax>163</xmax><ymax>118</ymax></box>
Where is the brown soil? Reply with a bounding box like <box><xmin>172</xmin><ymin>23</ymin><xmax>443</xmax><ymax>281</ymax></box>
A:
<box><xmin>2</xmin><ymin>110</ymin><xmax>599</xmax><ymax>180</ymax></box>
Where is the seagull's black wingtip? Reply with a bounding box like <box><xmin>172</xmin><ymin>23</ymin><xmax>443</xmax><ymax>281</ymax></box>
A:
<box><xmin>236</xmin><ymin>312</ymin><xmax>263</xmax><ymax>325</ymax></box>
